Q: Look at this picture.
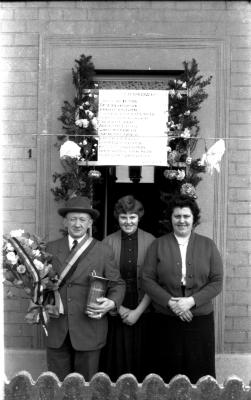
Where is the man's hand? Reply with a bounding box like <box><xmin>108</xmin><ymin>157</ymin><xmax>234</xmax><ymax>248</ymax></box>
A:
<box><xmin>86</xmin><ymin>297</ymin><xmax>115</xmax><ymax>319</ymax></box>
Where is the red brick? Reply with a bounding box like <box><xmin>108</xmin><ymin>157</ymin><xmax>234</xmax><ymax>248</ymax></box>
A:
<box><xmin>229</xmin><ymin>150</ymin><xmax>249</xmax><ymax>162</ymax></box>
<box><xmin>230</xmin><ymin>343</ymin><xmax>251</xmax><ymax>352</ymax></box>
<box><xmin>228</xmin><ymin>201</ymin><xmax>251</xmax><ymax>214</ymax></box>
<box><xmin>2</xmin><ymin>147</ymin><xmax>24</xmax><ymax>159</ymax></box>
<box><xmin>228</xmin><ymin>240</ymin><xmax>251</xmax><ymax>251</ymax></box>
<box><xmin>231</xmin><ymin>87</ymin><xmax>251</xmax><ymax>98</ymax></box>
<box><xmin>14</xmin><ymin>8</ymin><xmax>38</xmax><ymax>19</ymax></box>
<box><xmin>3</xmin><ymin>159</ymin><xmax>36</xmax><ymax>172</ymax></box>
<box><xmin>14</xmin><ymin>33</ymin><xmax>39</xmax><ymax>46</ymax></box>
<box><xmin>225</xmin><ymin>330</ymin><xmax>247</xmax><ymax>343</ymax></box>
<box><xmin>2</xmin><ymin>173</ymin><xmax>23</xmax><ymax>184</ymax></box>
<box><xmin>231</xmin><ymin>48</ymin><xmax>251</xmax><ymax>61</ymax></box>
<box><xmin>231</xmin><ymin>74</ymin><xmax>251</xmax><ymax>87</ymax></box>
<box><xmin>3</xmin><ymin>135</ymin><xmax>36</xmax><ymax>147</ymax></box>
<box><xmin>48</xmin><ymin>1</ymin><xmax>77</xmax><ymax>7</ymax></box>
<box><xmin>0</xmin><ymin>9</ymin><xmax>14</xmax><ymax>19</ymax></box>
<box><xmin>4</xmin><ymin>311</ymin><xmax>27</xmax><ymax>324</ymax></box>
<box><xmin>0</xmin><ymin>33</ymin><xmax>14</xmax><ymax>45</ymax></box>
<box><xmin>1</xmin><ymin>46</ymin><xmax>38</xmax><ymax>58</ymax></box>
<box><xmin>230</xmin><ymin>124</ymin><xmax>251</xmax><ymax>137</ymax></box>
<box><xmin>234</xmin><ymin>292</ymin><xmax>251</xmax><ymax>305</ymax></box>
<box><xmin>233</xmin><ymin>317</ymin><xmax>251</xmax><ymax>330</ymax></box>
<box><xmin>225</xmin><ymin>317</ymin><xmax>233</xmax><ymax>330</ymax></box>
<box><xmin>23</xmin><ymin>173</ymin><xmax>37</xmax><ymax>184</ymax></box>
<box><xmin>4</xmin><ymin>324</ymin><xmax>22</xmax><ymax>336</ymax></box>
<box><xmin>226</xmin><ymin>252</ymin><xmax>249</xmax><ymax>267</ymax></box>
<box><xmin>1</xmin><ymin>58</ymin><xmax>38</xmax><ymax>72</ymax></box>
<box><xmin>225</xmin><ymin>305</ymin><xmax>248</xmax><ymax>316</ymax></box>
<box><xmin>4</xmin><ymin>336</ymin><xmax>33</xmax><ymax>348</ymax></box>
<box><xmin>4</xmin><ymin>210</ymin><xmax>36</xmax><ymax>223</ymax></box>
<box><xmin>236</xmin><ymin>214</ymin><xmax>251</xmax><ymax>226</ymax></box>
<box><xmin>230</xmin><ymin>111</ymin><xmax>251</xmax><ymax>124</ymax></box>
<box><xmin>234</xmin><ymin>266</ymin><xmax>251</xmax><ymax>277</ymax></box>
<box><xmin>230</xmin><ymin>99</ymin><xmax>251</xmax><ymax>110</ymax></box>
<box><xmin>2</xmin><ymin>108</ymin><xmax>37</xmax><ymax>121</ymax></box>
<box><xmin>228</xmin><ymin>176</ymin><xmax>249</xmax><ymax>187</ymax></box>
<box><xmin>2</xmin><ymin>2</ymin><xmax>26</xmax><ymax>7</ymax></box>
<box><xmin>63</xmin><ymin>8</ymin><xmax>87</xmax><ymax>20</ymax></box>
<box><xmin>23</xmin><ymin>199</ymin><xmax>36</xmax><ymax>209</ymax></box>
<box><xmin>3</xmin><ymin>197</ymin><xmax>24</xmax><ymax>210</ymax></box>
<box><xmin>38</xmin><ymin>8</ymin><xmax>63</xmax><ymax>19</ymax></box>
<box><xmin>226</xmin><ymin>277</ymin><xmax>249</xmax><ymax>291</ymax></box>
<box><xmin>2</xmin><ymin>21</ymin><xmax>26</xmax><ymax>33</ymax></box>
<box><xmin>227</xmin><ymin>228</ymin><xmax>250</xmax><ymax>239</ymax></box>
<box><xmin>227</xmin><ymin>23</ymin><xmax>251</xmax><ymax>36</ymax></box>
<box><xmin>10</xmin><ymin>185</ymin><xmax>36</xmax><ymax>197</ymax></box>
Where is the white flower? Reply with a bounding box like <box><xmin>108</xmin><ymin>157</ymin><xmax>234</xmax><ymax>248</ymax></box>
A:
<box><xmin>177</xmin><ymin>92</ymin><xmax>182</xmax><ymax>99</ymax></box>
<box><xmin>28</xmin><ymin>239</ymin><xmax>34</xmax><ymax>245</ymax></box>
<box><xmin>6</xmin><ymin>243</ymin><xmax>14</xmax><ymax>252</ymax></box>
<box><xmin>75</xmin><ymin>119</ymin><xmax>89</xmax><ymax>128</ymax></box>
<box><xmin>32</xmin><ymin>249</ymin><xmax>41</xmax><ymax>257</ymax></box>
<box><xmin>10</xmin><ymin>229</ymin><xmax>24</xmax><ymax>238</ymax></box>
<box><xmin>169</xmin><ymin>89</ymin><xmax>175</xmax><ymax>97</ymax></box>
<box><xmin>85</xmin><ymin>110</ymin><xmax>94</xmax><ymax>118</ymax></box>
<box><xmin>91</xmin><ymin>117</ymin><xmax>98</xmax><ymax>130</ymax></box>
<box><xmin>6</xmin><ymin>252</ymin><xmax>18</xmax><ymax>265</ymax></box>
<box><xmin>182</xmin><ymin>82</ymin><xmax>187</xmax><ymax>89</ymax></box>
<box><xmin>184</xmin><ymin>110</ymin><xmax>190</xmax><ymax>116</ymax></box>
<box><xmin>17</xmin><ymin>264</ymin><xmax>26</xmax><ymax>274</ymax></box>
<box><xmin>60</xmin><ymin>141</ymin><xmax>81</xmax><ymax>159</ymax></box>
<box><xmin>33</xmin><ymin>259</ymin><xmax>44</xmax><ymax>271</ymax></box>
<box><xmin>181</xmin><ymin>128</ymin><xmax>191</xmax><ymax>139</ymax></box>
<box><xmin>176</xmin><ymin>170</ymin><xmax>186</xmax><ymax>181</ymax></box>
<box><xmin>166</xmin><ymin>146</ymin><xmax>172</xmax><ymax>152</ymax></box>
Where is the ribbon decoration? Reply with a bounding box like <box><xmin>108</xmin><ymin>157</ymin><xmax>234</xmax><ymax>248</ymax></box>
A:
<box><xmin>8</xmin><ymin>236</ymin><xmax>49</xmax><ymax>335</ymax></box>
<box><xmin>47</xmin><ymin>236</ymin><xmax>94</xmax><ymax>317</ymax></box>
<box><xmin>200</xmin><ymin>139</ymin><xmax>226</xmax><ymax>175</ymax></box>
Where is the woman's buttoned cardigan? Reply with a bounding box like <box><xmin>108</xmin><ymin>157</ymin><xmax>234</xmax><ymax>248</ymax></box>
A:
<box><xmin>142</xmin><ymin>231</ymin><xmax>223</xmax><ymax>316</ymax></box>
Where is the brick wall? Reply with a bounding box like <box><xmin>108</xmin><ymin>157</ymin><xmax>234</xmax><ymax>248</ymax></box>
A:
<box><xmin>1</xmin><ymin>1</ymin><xmax>251</xmax><ymax>353</ymax></box>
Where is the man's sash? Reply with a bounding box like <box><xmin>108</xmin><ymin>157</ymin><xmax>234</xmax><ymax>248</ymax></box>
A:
<box><xmin>49</xmin><ymin>235</ymin><xmax>96</xmax><ymax>316</ymax></box>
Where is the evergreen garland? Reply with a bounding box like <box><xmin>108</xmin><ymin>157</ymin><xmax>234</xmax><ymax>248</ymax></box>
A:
<box><xmin>52</xmin><ymin>55</ymin><xmax>212</xmax><ymax>204</ymax></box>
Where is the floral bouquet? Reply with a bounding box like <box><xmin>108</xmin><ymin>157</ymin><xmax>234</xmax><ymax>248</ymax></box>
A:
<box><xmin>2</xmin><ymin>229</ymin><xmax>59</xmax><ymax>335</ymax></box>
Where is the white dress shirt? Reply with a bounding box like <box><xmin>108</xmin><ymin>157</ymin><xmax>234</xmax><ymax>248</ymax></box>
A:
<box><xmin>68</xmin><ymin>234</ymin><xmax>86</xmax><ymax>251</ymax></box>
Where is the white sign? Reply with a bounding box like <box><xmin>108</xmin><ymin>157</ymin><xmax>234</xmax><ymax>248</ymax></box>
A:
<box><xmin>97</xmin><ymin>90</ymin><xmax>169</xmax><ymax>166</ymax></box>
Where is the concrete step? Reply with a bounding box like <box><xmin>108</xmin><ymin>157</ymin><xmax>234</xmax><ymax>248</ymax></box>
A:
<box><xmin>4</xmin><ymin>349</ymin><xmax>251</xmax><ymax>384</ymax></box>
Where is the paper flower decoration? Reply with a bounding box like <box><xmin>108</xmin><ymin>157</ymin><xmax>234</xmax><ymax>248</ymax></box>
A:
<box><xmin>60</xmin><ymin>140</ymin><xmax>81</xmax><ymax>159</ymax></box>
<box><xmin>200</xmin><ymin>139</ymin><xmax>225</xmax><ymax>174</ymax></box>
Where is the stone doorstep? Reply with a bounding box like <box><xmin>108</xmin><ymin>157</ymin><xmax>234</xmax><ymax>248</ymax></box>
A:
<box><xmin>4</xmin><ymin>349</ymin><xmax>251</xmax><ymax>384</ymax></box>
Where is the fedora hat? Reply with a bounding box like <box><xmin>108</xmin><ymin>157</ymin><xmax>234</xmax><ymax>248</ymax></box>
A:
<box><xmin>58</xmin><ymin>196</ymin><xmax>100</xmax><ymax>219</ymax></box>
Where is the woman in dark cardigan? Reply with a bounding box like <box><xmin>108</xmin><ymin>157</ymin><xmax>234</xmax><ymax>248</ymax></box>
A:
<box><xmin>99</xmin><ymin>195</ymin><xmax>155</xmax><ymax>382</ymax></box>
<box><xmin>142</xmin><ymin>195</ymin><xmax>223</xmax><ymax>384</ymax></box>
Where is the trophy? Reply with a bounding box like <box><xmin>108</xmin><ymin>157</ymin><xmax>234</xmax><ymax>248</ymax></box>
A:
<box><xmin>85</xmin><ymin>270</ymin><xmax>109</xmax><ymax>318</ymax></box>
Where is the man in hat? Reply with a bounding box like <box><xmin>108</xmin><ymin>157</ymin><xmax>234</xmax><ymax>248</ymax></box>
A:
<box><xmin>46</xmin><ymin>196</ymin><xmax>125</xmax><ymax>381</ymax></box>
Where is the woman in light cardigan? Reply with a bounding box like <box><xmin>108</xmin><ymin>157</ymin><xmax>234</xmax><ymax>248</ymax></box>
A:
<box><xmin>99</xmin><ymin>195</ymin><xmax>155</xmax><ymax>382</ymax></box>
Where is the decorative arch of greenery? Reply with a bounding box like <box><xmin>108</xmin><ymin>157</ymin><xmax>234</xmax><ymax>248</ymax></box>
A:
<box><xmin>52</xmin><ymin>54</ymin><xmax>212</xmax><ymax>225</ymax></box>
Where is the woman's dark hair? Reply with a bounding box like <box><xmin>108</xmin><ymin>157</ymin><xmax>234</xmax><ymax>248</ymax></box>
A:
<box><xmin>165</xmin><ymin>194</ymin><xmax>201</xmax><ymax>228</ymax></box>
<box><xmin>114</xmin><ymin>195</ymin><xmax>144</xmax><ymax>219</ymax></box>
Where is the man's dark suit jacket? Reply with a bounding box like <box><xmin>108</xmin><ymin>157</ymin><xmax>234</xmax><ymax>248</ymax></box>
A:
<box><xmin>46</xmin><ymin>236</ymin><xmax>125</xmax><ymax>351</ymax></box>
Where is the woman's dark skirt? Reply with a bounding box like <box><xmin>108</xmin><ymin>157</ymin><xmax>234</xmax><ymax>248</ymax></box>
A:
<box><xmin>151</xmin><ymin>312</ymin><xmax>216</xmax><ymax>384</ymax></box>
<box><xmin>99</xmin><ymin>312</ymin><xmax>155</xmax><ymax>382</ymax></box>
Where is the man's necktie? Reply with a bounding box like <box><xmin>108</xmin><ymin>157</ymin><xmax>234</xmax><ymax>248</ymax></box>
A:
<box><xmin>71</xmin><ymin>239</ymin><xmax>78</xmax><ymax>252</ymax></box>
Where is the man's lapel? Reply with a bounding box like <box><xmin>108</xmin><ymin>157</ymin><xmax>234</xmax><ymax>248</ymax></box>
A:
<box><xmin>57</xmin><ymin>237</ymin><xmax>70</xmax><ymax>273</ymax></box>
